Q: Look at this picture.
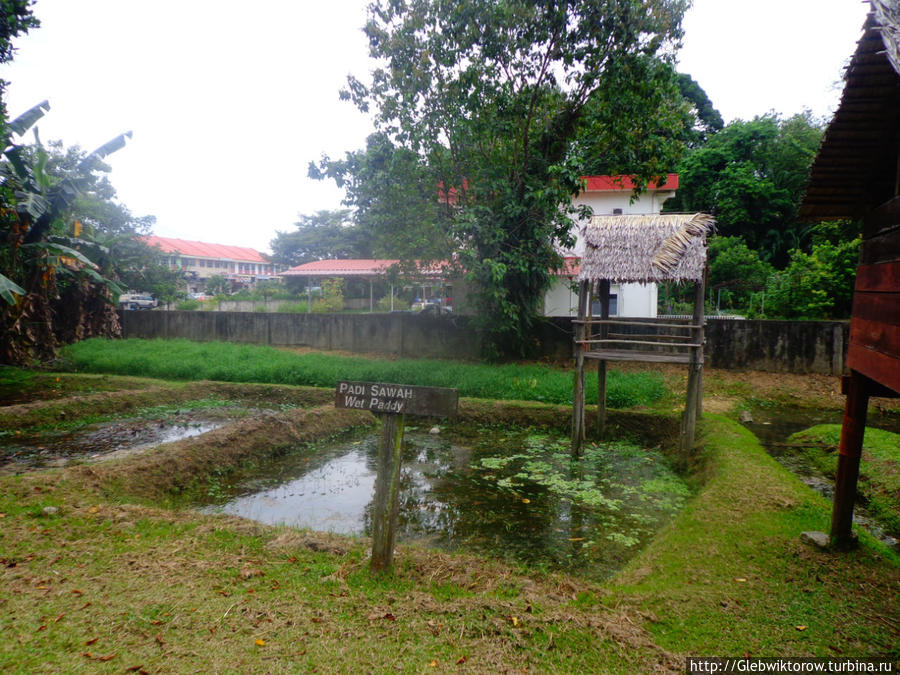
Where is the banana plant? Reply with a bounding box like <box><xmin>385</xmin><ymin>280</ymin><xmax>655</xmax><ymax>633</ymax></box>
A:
<box><xmin>0</xmin><ymin>100</ymin><xmax>131</xmax><ymax>304</ymax></box>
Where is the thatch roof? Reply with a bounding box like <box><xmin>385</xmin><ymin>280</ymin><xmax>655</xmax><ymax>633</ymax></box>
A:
<box><xmin>578</xmin><ymin>213</ymin><xmax>715</xmax><ymax>284</ymax></box>
<box><xmin>799</xmin><ymin>2</ymin><xmax>900</xmax><ymax>220</ymax></box>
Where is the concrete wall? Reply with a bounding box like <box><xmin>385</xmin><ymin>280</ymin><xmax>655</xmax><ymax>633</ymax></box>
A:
<box><xmin>120</xmin><ymin>311</ymin><xmax>850</xmax><ymax>374</ymax></box>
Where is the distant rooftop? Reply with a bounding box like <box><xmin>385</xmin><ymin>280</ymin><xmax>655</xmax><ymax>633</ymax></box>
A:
<box><xmin>144</xmin><ymin>236</ymin><xmax>268</xmax><ymax>263</ymax></box>
<box><xmin>281</xmin><ymin>259</ymin><xmax>445</xmax><ymax>278</ymax></box>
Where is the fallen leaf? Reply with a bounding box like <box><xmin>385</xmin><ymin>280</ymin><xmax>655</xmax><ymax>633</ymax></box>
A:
<box><xmin>456</xmin><ymin>656</ymin><xmax>468</xmax><ymax>665</ymax></box>
<box><xmin>796</xmin><ymin>625</ymin><xmax>808</xmax><ymax>631</ymax></box>
<box><xmin>382</xmin><ymin>613</ymin><xmax>396</xmax><ymax>622</ymax></box>
<box><xmin>88</xmin><ymin>506</ymin><xmax>99</xmax><ymax>514</ymax></box>
<box><xmin>84</xmin><ymin>637</ymin><xmax>99</xmax><ymax>646</ymax></box>
<box><xmin>429</xmin><ymin>660</ymin><xmax>438</xmax><ymax>668</ymax></box>
<box><xmin>36</xmin><ymin>625</ymin><xmax>47</xmax><ymax>632</ymax></box>
<box><xmin>255</xmin><ymin>639</ymin><xmax>266</xmax><ymax>647</ymax></box>
<box><xmin>510</xmin><ymin>616</ymin><xmax>519</xmax><ymax>627</ymax></box>
<box><xmin>568</xmin><ymin>537</ymin><xmax>585</xmax><ymax>542</ymax></box>
<box><xmin>521</xmin><ymin>498</ymin><xmax>530</xmax><ymax>504</ymax></box>
<box><xmin>734</xmin><ymin>578</ymin><xmax>747</xmax><ymax>583</ymax></box>
<box><xmin>71</xmin><ymin>589</ymin><xmax>83</xmax><ymax>595</ymax></box>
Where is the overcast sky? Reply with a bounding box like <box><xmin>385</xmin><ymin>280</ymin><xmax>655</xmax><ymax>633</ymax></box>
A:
<box><xmin>1</xmin><ymin>0</ymin><xmax>871</xmax><ymax>254</ymax></box>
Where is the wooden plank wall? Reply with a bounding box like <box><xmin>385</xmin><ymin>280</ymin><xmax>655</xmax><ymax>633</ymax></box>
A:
<box><xmin>848</xmin><ymin>197</ymin><xmax>900</xmax><ymax>392</ymax></box>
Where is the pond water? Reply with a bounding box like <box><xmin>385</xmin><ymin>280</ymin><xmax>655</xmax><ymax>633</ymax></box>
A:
<box><xmin>200</xmin><ymin>428</ymin><xmax>690</xmax><ymax>580</ymax></box>
<box><xmin>0</xmin><ymin>415</ymin><xmax>226</xmax><ymax>474</ymax></box>
<box><xmin>742</xmin><ymin>406</ymin><xmax>900</xmax><ymax>549</ymax></box>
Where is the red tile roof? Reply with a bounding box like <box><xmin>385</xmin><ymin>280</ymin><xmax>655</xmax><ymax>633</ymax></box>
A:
<box><xmin>581</xmin><ymin>174</ymin><xmax>678</xmax><ymax>192</ymax></box>
<box><xmin>281</xmin><ymin>259</ymin><xmax>445</xmax><ymax>277</ymax></box>
<box><xmin>552</xmin><ymin>257</ymin><xmax>581</xmax><ymax>277</ymax></box>
<box><xmin>143</xmin><ymin>236</ymin><xmax>268</xmax><ymax>263</ymax></box>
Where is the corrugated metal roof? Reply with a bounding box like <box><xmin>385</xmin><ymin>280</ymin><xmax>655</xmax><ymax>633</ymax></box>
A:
<box><xmin>143</xmin><ymin>236</ymin><xmax>268</xmax><ymax>263</ymax></box>
<box><xmin>799</xmin><ymin>4</ymin><xmax>900</xmax><ymax>221</ymax></box>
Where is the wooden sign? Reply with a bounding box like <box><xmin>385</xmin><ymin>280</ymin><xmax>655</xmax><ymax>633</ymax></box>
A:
<box><xmin>334</xmin><ymin>380</ymin><xmax>458</xmax><ymax>574</ymax></box>
<box><xmin>335</xmin><ymin>381</ymin><xmax>458</xmax><ymax>418</ymax></box>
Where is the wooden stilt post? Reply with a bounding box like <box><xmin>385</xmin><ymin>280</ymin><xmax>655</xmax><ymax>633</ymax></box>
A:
<box><xmin>371</xmin><ymin>413</ymin><xmax>405</xmax><ymax>573</ymax></box>
<box><xmin>830</xmin><ymin>372</ymin><xmax>870</xmax><ymax>550</ymax></box>
<box><xmin>682</xmin><ymin>277</ymin><xmax>705</xmax><ymax>451</ymax></box>
<box><xmin>572</xmin><ymin>280</ymin><xmax>589</xmax><ymax>456</ymax></box>
<box><xmin>596</xmin><ymin>279</ymin><xmax>610</xmax><ymax>436</ymax></box>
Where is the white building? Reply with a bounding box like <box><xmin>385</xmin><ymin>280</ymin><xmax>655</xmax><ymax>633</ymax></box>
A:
<box><xmin>542</xmin><ymin>174</ymin><xmax>678</xmax><ymax>318</ymax></box>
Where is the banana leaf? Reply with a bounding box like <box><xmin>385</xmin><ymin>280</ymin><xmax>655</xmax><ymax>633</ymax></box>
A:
<box><xmin>0</xmin><ymin>273</ymin><xmax>26</xmax><ymax>305</ymax></box>
<box><xmin>6</xmin><ymin>100</ymin><xmax>50</xmax><ymax>138</ymax></box>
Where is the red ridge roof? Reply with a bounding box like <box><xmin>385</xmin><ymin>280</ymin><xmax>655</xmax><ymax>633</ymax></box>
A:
<box><xmin>282</xmin><ymin>259</ymin><xmax>445</xmax><ymax>277</ymax></box>
<box><xmin>581</xmin><ymin>174</ymin><xmax>678</xmax><ymax>192</ymax></box>
<box><xmin>143</xmin><ymin>236</ymin><xmax>268</xmax><ymax>263</ymax></box>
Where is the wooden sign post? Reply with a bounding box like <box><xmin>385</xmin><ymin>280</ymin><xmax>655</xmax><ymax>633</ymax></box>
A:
<box><xmin>335</xmin><ymin>381</ymin><xmax>458</xmax><ymax>573</ymax></box>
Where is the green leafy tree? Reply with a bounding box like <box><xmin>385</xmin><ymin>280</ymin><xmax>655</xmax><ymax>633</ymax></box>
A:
<box><xmin>665</xmin><ymin>112</ymin><xmax>823</xmax><ymax>266</ymax></box>
<box><xmin>269</xmin><ymin>209</ymin><xmax>374</xmax><ymax>267</ymax></box>
<box><xmin>312</xmin><ymin>277</ymin><xmax>344</xmax><ymax>313</ymax></box>
<box><xmin>310</xmin><ymin>133</ymin><xmax>454</xmax><ymax>268</ymax></box>
<box><xmin>675</xmin><ymin>72</ymin><xmax>723</xmax><ymax>147</ymax></box>
<box><xmin>707</xmin><ymin>236</ymin><xmax>774</xmax><ymax>310</ymax></box>
<box><xmin>322</xmin><ymin>0</ymin><xmax>689</xmax><ymax>357</ymax></box>
<box><xmin>762</xmin><ymin>232</ymin><xmax>860</xmax><ymax>320</ymax></box>
<box><xmin>206</xmin><ymin>274</ymin><xmax>230</xmax><ymax>296</ymax></box>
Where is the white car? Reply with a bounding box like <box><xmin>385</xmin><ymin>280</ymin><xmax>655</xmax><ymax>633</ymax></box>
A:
<box><xmin>119</xmin><ymin>293</ymin><xmax>157</xmax><ymax>310</ymax></box>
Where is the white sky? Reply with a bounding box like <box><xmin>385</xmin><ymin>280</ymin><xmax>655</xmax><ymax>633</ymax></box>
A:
<box><xmin>1</xmin><ymin>0</ymin><xmax>872</xmax><ymax>254</ymax></box>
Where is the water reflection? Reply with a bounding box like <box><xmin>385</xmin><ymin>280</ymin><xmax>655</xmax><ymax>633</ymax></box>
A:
<box><xmin>203</xmin><ymin>429</ymin><xmax>689</xmax><ymax>579</ymax></box>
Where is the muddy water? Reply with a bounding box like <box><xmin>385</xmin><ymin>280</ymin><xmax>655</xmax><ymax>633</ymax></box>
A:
<box><xmin>201</xmin><ymin>429</ymin><xmax>689</xmax><ymax>580</ymax></box>
<box><xmin>741</xmin><ymin>406</ymin><xmax>900</xmax><ymax>549</ymax></box>
<box><xmin>0</xmin><ymin>415</ymin><xmax>226</xmax><ymax>474</ymax></box>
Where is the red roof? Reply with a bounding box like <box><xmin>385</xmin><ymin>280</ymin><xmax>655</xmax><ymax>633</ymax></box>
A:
<box><xmin>552</xmin><ymin>257</ymin><xmax>581</xmax><ymax>277</ymax></box>
<box><xmin>581</xmin><ymin>174</ymin><xmax>678</xmax><ymax>192</ymax></box>
<box><xmin>281</xmin><ymin>259</ymin><xmax>446</xmax><ymax>277</ymax></box>
<box><xmin>143</xmin><ymin>236</ymin><xmax>268</xmax><ymax>263</ymax></box>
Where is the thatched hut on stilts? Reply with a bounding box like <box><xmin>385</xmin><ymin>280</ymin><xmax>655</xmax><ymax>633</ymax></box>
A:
<box><xmin>572</xmin><ymin>213</ymin><xmax>715</xmax><ymax>454</ymax></box>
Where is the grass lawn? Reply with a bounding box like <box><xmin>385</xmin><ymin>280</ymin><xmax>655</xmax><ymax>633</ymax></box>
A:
<box><xmin>59</xmin><ymin>338</ymin><xmax>667</xmax><ymax>408</ymax></box>
<box><xmin>0</xmin><ymin>357</ymin><xmax>897</xmax><ymax>671</ymax></box>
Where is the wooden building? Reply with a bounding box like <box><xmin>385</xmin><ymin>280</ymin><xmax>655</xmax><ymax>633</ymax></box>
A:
<box><xmin>798</xmin><ymin>0</ymin><xmax>900</xmax><ymax>548</ymax></box>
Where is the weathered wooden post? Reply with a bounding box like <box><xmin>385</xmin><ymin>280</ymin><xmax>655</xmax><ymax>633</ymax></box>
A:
<box><xmin>335</xmin><ymin>381</ymin><xmax>458</xmax><ymax>573</ymax></box>
<box><xmin>596</xmin><ymin>279</ymin><xmax>610</xmax><ymax>436</ymax></box>
<box><xmin>572</xmin><ymin>280</ymin><xmax>590</xmax><ymax>455</ymax></box>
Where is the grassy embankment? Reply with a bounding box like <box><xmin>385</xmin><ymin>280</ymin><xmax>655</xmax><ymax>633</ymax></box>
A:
<box><xmin>0</xmin><ymin>346</ymin><xmax>897</xmax><ymax>671</ymax></box>
<box><xmin>59</xmin><ymin>338</ymin><xmax>666</xmax><ymax>408</ymax></box>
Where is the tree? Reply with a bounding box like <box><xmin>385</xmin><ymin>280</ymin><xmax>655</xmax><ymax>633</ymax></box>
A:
<box><xmin>675</xmin><ymin>72</ymin><xmax>723</xmax><ymax>147</ymax></box>
<box><xmin>762</xmin><ymin>222</ymin><xmax>860</xmax><ymax>319</ymax></box>
<box><xmin>0</xmin><ymin>102</ymin><xmax>134</xmax><ymax>363</ymax></box>
<box><xmin>310</xmin><ymin>133</ymin><xmax>455</xmax><ymax>268</ymax></box>
<box><xmin>0</xmin><ymin>0</ymin><xmax>39</xmax><ymax>134</ymax></box>
<box><xmin>707</xmin><ymin>236</ymin><xmax>774</xmax><ymax>310</ymax></box>
<box><xmin>206</xmin><ymin>274</ymin><xmax>230</xmax><ymax>296</ymax></box>
<box><xmin>269</xmin><ymin>209</ymin><xmax>373</xmax><ymax>267</ymax></box>
<box><xmin>665</xmin><ymin>111</ymin><xmax>824</xmax><ymax>267</ymax></box>
<box><xmin>324</xmin><ymin>0</ymin><xmax>689</xmax><ymax>357</ymax></box>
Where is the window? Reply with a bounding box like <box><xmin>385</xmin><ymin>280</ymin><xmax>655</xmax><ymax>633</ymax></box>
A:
<box><xmin>591</xmin><ymin>294</ymin><xmax>618</xmax><ymax>316</ymax></box>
